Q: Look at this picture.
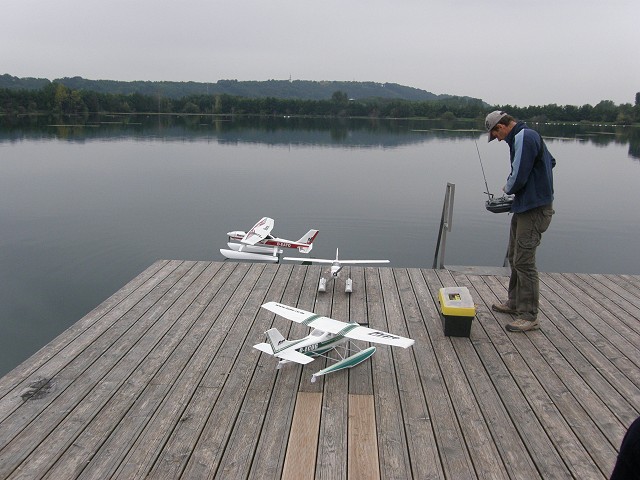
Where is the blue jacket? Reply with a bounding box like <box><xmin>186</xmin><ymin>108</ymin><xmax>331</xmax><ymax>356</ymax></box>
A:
<box><xmin>504</xmin><ymin>121</ymin><xmax>555</xmax><ymax>213</ymax></box>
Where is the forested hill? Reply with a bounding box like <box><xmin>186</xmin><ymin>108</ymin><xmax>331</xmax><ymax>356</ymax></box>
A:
<box><xmin>0</xmin><ymin>74</ymin><xmax>462</xmax><ymax>102</ymax></box>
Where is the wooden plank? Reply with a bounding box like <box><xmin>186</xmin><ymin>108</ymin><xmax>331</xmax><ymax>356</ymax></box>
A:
<box><xmin>0</xmin><ymin>261</ymin><xmax>200</xmax><ymax>479</ymax></box>
<box><xmin>1</xmin><ymin>264</ymin><xmax>637</xmax><ymax>480</ymax></box>
<box><xmin>534</xmin><ymin>274</ymin><xmax>640</xmax><ymax>419</ymax></box>
<box><xmin>205</xmin><ymin>264</ymin><xmax>300</xmax><ymax>480</ymax></box>
<box><xmin>597</xmin><ymin>274</ymin><xmax>640</xmax><ymax>312</ymax></box>
<box><xmin>248</xmin><ymin>264</ymin><xmax>320</xmax><ymax>479</ymax></box>
<box><xmin>348</xmin><ymin>394</ymin><xmax>379</xmax><ymax>480</ymax></box>
<box><xmin>250</xmin><ymin>265</ymin><xmax>321</xmax><ymax>479</ymax></box>
<box><xmin>541</xmin><ymin>274</ymin><xmax>640</xmax><ymax>385</ymax></box>
<box><xmin>421</xmin><ymin>268</ymin><xmax>533</xmax><ymax>479</ymax></box>
<box><xmin>433</xmin><ymin>269</ymin><xmax>571</xmax><ymax>478</ymax></box>
<box><xmin>618</xmin><ymin>273</ymin><xmax>640</xmax><ymax>292</ymax></box>
<box><xmin>315</xmin><ymin>265</ymin><xmax>350</xmax><ymax>480</ymax></box>
<box><xmin>406</xmin><ymin>268</ymin><xmax>511</xmax><ymax>479</ymax></box>
<box><xmin>487</xmin><ymin>272</ymin><xmax>635</xmax><ymax>466</ymax></box>
<box><xmin>161</xmin><ymin>262</ymin><xmax>279</xmax><ymax>479</ymax></box>
<box><xmin>104</xmin><ymin>261</ymin><xmax>248</xmax><ymax>479</ymax></box>
<box><xmin>37</xmin><ymin>261</ymin><xmax>220</xmax><ymax>480</ymax></box>
<box><xmin>0</xmin><ymin>260</ymin><xmax>171</xmax><ymax>399</ymax></box>
<box><xmin>461</xmin><ymin>271</ymin><xmax>614</xmax><ymax>478</ymax></box>
<box><xmin>571</xmin><ymin>273</ymin><xmax>640</xmax><ymax>344</ymax></box>
<box><xmin>381</xmin><ymin>268</ymin><xmax>469</xmax><ymax>479</ymax></box>
<box><xmin>483</xmin><ymin>272</ymin><xmax>624</xmax><ymax>450</ymax></box>
<box><xmin>126</xmin><ymin>262</ymin><xmax>265</xmax><ymax>479</ymax></box>
<box><xmin>364</xmin><ymin>267</ymin><xmax>412</xmax><ymax>479</ymax></box>
<box><xmin>281</xmin><ymin>391</ymin><xmax>322</xmax><ymax>480</ymax></box>
<box><xmin>0</xmin><ymin>259</ymin><xmax>179</xmax><ymax>422</ymax></box>
<box><xmin>553</xmin><ymin>273</ymin><xmax>640</xmax><ymax>349</ymax></box>
<box><xmin>348</xmin><ymin>266</ymin><xmax>374</xmax><ymax>396</ymax></box>
<box><xmin>83</xmin><ymin>262</ymin><xmax>269</xmax><ymax>478</ymax></box>
<box><xmin>298</xmin><ymin>265</ymin><xmax>332</xmax><ymax>394</ymax></box>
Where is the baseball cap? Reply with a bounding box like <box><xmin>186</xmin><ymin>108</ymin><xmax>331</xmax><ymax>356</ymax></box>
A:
<box><xmin>485</xmin><ymin>110</ymin><xmax>507</xmax><ymax>142</ymax></box>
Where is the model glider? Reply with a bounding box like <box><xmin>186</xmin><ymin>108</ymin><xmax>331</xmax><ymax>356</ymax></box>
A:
<box><xmin>220</xmin><ymin>217</ymin><xmax>319</xmax><ymax>262</ymax></box>
<box><xmin>254</xmin><ymin>301</ymin><xmax>414</xmax><ymax>382</ymax></box>
<box><xmin>284</xmin><ymin>248</ymin><xmax>389</xmax><ymax>292</ymax></box>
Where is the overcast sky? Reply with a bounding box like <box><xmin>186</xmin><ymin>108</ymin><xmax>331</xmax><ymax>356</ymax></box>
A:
<box><xmin>2</xmin><ymin>0</ymin><xmax>638</xmax><ymax>107</ymax></box>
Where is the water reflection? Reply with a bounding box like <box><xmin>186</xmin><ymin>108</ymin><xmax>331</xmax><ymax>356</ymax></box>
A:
<box><xmin>1</xmin><ymin>114</ymin><xmax>639</xmax><ymax>377</ymax></box>
<box><xmin>2</xmin><ymin>114</ymin><xmax>639</xmax><ymax>159</ymax></box>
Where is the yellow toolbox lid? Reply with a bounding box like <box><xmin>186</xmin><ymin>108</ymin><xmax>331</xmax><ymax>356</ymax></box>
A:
<box><xmin>438</xmin><ymin>287</ymin><xmax>476</xmax><ymax>316</ymax></box>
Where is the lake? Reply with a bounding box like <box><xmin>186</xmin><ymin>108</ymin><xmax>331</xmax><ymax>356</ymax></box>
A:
<box><xmin>1</xmin><ymin>114</ymin><xmax>639</xmax><ymax>376</ymax></box>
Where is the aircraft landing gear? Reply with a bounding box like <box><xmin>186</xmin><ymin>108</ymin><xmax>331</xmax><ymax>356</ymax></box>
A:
<box><xmin>318</xmin><ymin>276</ymin><xmax>353</xmax><ymax>293</ymax></box>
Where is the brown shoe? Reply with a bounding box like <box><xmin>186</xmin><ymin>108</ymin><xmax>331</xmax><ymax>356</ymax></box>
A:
<box><xmin>506</xmin><ymin>318</ymin><xmax>540</xmax><ymax>332</ymax></box>
<box><xmin>492</xmin><ymin>302</ymin><xmax>516</xmax><ymax>314</ymax></box>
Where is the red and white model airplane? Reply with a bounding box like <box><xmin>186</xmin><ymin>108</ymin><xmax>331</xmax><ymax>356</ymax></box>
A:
<box><xmin>220</xmin><ymin>217</ymin><xmax>319</xmax><ymax>262</ymax></box>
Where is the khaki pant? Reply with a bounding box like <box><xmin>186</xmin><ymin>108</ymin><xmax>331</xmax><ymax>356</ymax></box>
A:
<box><xmin>506</xmin><ymin>204</ymin><xmax>554</xmax><ymax>321</ymax></box>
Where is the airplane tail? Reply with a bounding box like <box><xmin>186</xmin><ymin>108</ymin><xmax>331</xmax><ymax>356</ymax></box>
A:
<box><xmin>265</xmin><ymin>328</ymin><xmax>295</xmax><ymax>353</ymax></box>
<box><xmin>297</xmin><ymin>229</ymin><xmax>319</xmax><ymax>253</ymax></box>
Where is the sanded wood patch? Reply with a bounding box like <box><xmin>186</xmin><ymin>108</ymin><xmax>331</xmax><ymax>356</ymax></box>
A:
<box><xmin>349</xmin><ymin>393</ymin><xmax>380</xmax><ymax>480</ymax></box>
<box><xmin>282</xmin><ymin>391</ymin><xmax>322</xmax><ymax>480</ymax></box>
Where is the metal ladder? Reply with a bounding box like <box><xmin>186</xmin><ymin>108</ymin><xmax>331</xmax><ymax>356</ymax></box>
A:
<box><xmin>433</xmin><ymin>182</ymin><xmax>509</xmax><ymax>269</ymax></box>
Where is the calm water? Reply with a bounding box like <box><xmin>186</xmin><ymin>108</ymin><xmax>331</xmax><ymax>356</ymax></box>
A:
<box><xmin>1</xmin><ymin>115</ymin><xmax>639</xmax><ymax>376</ymax></box>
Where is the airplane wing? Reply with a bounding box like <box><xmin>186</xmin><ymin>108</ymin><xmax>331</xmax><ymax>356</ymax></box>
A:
<box><xmin>275</xmin><ymin>349</ymin><xmax>315</xmax><ymax>364</ymax></box>
<box><xmin>337</xmin><ymin>260</ymin><xmax>390</xmax><ymax>265</ymax></box>
<box><xmin>261</xmin><ymin>302</ymin><xmax>319</xmax><ymax>323</ymax></box>
<box><xmin>282</xmin><ymin>258</ymin><xmax>389</xmax><ymax>265</ymax></box>
<box><xmin>282</xmin><ymin>257</ymin><xmax>335</xmax><ymax>264</ymax></box>
<box><xmin>339</xmin><ymin>324</ymin><xmax>414</xmax><ymax>348</ymax></box>
<box><xmin>242</xmin><ymin>217</ymin><xmax>274</xmax><ymax>245</ymax></box>
<box><xmin>261</xmin><ymin>302</ymin><xmax>414</xmax><ymax>348</ymax></box>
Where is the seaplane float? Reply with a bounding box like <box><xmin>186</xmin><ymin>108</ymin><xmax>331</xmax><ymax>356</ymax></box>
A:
<box><xmin>284</xmin><ymin>248</ymin><xmax>389</xmax><ymax>293</ymax></box>
<box><xmin>254</xmin><ymin>301</ymin><xmax>414</xmax><ymax>382</ymax></box>
<box><xmin>220</xmin><ymin>217</ymin><xmax>319</xmax><ymax>263</ymax></box>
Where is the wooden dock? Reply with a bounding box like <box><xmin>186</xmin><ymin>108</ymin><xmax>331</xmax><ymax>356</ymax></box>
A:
<box><xmin>1</xmin><ymin>260</ymin><xmax>639</xmax><ymax>479</ymax></box>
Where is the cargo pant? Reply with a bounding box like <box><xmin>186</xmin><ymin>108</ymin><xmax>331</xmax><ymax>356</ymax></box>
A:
<box><xmin>506</xmin><ymin>204</ymin><xmax>554</xmax><ymax>321</ymax></box>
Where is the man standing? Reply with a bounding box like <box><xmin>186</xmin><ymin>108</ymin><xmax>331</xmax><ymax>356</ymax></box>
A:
<box><xmin>485</xmin><ymin>111</ymin><xmax>556</xmax><ymax>332</ymax></box>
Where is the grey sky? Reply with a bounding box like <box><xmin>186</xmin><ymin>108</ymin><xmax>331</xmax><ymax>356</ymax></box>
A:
<box><xmin>2</xmin><ymin>0</ymin><xmax>638</xmax><ymax>107</ymax></box>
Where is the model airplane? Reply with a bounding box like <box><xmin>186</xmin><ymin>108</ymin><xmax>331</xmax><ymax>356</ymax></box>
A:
<box><xmin>220</xmin><ymin>217</ymin><xmax>319</xmax><ymax>262</ymax></box>
<box><xmin>284</xmin><ymin>248</ymin><xmax>389</xmax><ymax>292</ymax></box>
<box><xmin>254</xmin><ymin>301</ymin><xmax>414</xmax><ymax>382</ymax></box>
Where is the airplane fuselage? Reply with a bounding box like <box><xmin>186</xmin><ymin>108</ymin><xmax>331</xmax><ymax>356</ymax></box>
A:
<box><xmin>330</xmin><ymin>263</ymin><xmax>343</xmax><ymax>277</ymax></box>
<box><xmin>227</xmin><ymin>231</ymin><xmax>307</xmax><ymax>250</ymax></box>
<box><xmin>279</xmin><ymin>330</ymin><xmax>349</xmax><ymax>364</ymax></box>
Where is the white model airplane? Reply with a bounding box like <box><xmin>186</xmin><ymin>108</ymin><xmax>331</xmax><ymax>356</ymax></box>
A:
<box><xmin>284</xmin><ymin>248</ymin><xmax>389</xmax><ymax>292</ymax></box>
<box><xmin>254</xmin><ymin>301</ymin><xmax>414</xmax><ymax>382</ymax></box>
<box><xmin>220</xmin><ymin>217</ymin><xmax>319</xmax><ymax>262</ymax></box>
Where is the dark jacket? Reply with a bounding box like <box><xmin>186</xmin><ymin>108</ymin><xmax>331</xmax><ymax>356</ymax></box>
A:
<box><xmin>504</xmin><ymin>121</ymin><xmax>555</xmax><ymax>213</ymax></box>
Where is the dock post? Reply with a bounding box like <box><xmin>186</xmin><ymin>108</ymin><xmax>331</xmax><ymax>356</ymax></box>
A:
<box><xmin>433</xmin><ymin>182</ymin><xmax>455</xmax><ymax>269</ymax></box>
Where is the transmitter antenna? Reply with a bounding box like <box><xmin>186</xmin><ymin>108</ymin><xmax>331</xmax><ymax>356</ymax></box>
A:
<box><xmin>474</xmin><ymin>138</ymin><xmax>513</xmax><ymax>213</ymax></box>
<box><xmin>474</xmin><ymin>139</ymin><xmax>493</xmax><ymax>201</ymax></box>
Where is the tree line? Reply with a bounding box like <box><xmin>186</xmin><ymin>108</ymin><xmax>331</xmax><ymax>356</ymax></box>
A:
<box><xmin>1</xmin><ymin>82</ymin><xmax>638</xmax><ymax>124</ymax></box>
<box><xmin>0</xmin><ymin>74</ymin><xmax>447</xmax><ymax>101</ymax></box>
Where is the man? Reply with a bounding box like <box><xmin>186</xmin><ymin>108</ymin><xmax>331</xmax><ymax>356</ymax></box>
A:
<box><xmin>610</xmin><ymin>415</ymin><xmax>640</xmax><ymax>479</ymax></box>
<box><xmin>485</xmin><ymin>110</ymin><xmax>555</xmax><ymax>332</ymax></box>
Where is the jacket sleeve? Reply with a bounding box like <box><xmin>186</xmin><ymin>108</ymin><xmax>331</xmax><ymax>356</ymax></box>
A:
<box><xmin>504</xmin><ymin>130</ymin><xmax>541</xmax><ymax>195</ymax></box>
